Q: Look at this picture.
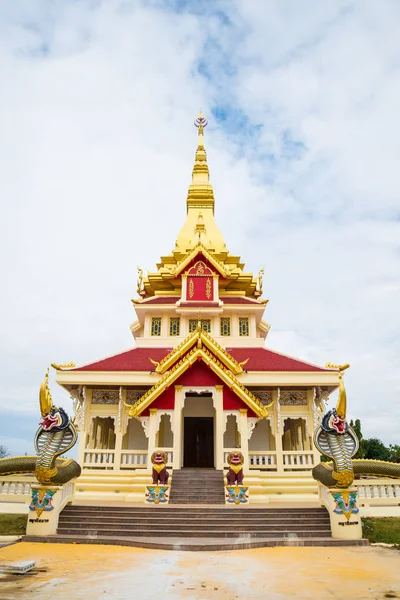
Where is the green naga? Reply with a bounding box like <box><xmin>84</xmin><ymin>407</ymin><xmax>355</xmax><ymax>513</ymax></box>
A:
<box><xmin>313</xmin><ymin>364</ymin><xmax>400</xmax><ymax>488</ymax></box>
<box><xmin>0</xmin><ymin>369</ymin><xmax>81</xmax><ymax>485</ymax></box>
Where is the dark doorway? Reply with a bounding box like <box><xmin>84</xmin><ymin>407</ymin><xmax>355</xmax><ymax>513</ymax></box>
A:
<box><xmin>183</xmin><ymin>417</ymin><xmax>214</xmax><ymax>468</ymax></box>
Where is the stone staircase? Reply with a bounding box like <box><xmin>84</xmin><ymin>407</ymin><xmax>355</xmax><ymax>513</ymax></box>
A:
<box><xmin>23</xmin><ymin>504</ymin><xmax>368</xmax><ymax>550</ymax></box>
<box><xmin>169</xmin><ymin>469</ymin><xmax>225</xmax><ymax>504</ymax></box>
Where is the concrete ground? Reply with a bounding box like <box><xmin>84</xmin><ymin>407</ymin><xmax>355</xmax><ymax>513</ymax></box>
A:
<box><xmin>0</xmin><ymin>542</ymin><xmax>399</xmax><ymax>600</ymax></box>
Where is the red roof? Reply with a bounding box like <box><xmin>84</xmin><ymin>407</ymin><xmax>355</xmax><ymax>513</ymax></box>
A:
<box><xmin>227</xmin><ymin>347</ymin><xmax>328</xmax><ymax>372</ymax></box>
<box><xmin>73</xmin><ymin>346</ymin><xmax>327</xmax><ymax>372</ymax></box>
<box><xmin>74</xmin><ymin>348</ymin><xmax>172</xmax><ymax>371</ymax></box>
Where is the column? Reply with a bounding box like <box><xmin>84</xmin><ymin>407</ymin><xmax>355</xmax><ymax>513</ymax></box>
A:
<box><xmin>214</xmin><ymin>385</ymin><xmax>224</xmax><ymax>470</ymax></box>
<box><xmin>309</xmin><ymin>388</ymin><xmax>321</xmax><ymax>466</ymax></box>
<box><xmin>146</xmin><ymin>408</ymin><xmax>159</xmax><ymax>474</ymax></box>
<box><xmin>113</xmin><ymin>389</ymin><xmax>125</xmax><ymax>471</ymax></box>
<box><xmin>273</xmin><ymin>389</ymin><xmax>284</xmax><ymax>474</ymax></box>
<box><xmin>239</xmin><ymin>408</ymin><xmax>250</xmax><ymax>474</ymax></box>
<box><xmin>173</xmin><ymin>385</ymin><xmax>184</xmax><ymax>469</ymax></box>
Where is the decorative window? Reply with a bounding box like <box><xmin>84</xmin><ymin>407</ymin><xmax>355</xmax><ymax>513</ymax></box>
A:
<box><xmin>151</xmin><ymin>317</ymin><xmax>162</xmax><ymax>336</ymax></box>
<box><xmin>169</xmin><ymin>317</ymin><xmax>180</xmax><ymax>336</ymax></box>
<box><xmin>239</xmin><ymin>317</ymin><xmax>249</xmax><ymax>336</ymax></box>
<box><xmin>220</xmin><ymin>317</ymin><xmax>231</xmax><ymax>336</ymax></box>
<box><xmin>189</xmin><ymin>319</ymin><xmax>211</xmax><ymax>333</ymax></box>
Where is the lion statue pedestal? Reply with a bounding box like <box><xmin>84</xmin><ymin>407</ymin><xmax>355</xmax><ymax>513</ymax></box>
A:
<box><xmin>146</xmin><ymin>450</ymin><xmax>170</xmax><ymax>504</ymax></box>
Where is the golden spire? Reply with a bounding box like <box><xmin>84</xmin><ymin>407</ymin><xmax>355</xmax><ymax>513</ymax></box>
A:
<box><xmin>187</xmin><ymin>111</ymin><xmax>215</xmax><ymax>213</ymax></box>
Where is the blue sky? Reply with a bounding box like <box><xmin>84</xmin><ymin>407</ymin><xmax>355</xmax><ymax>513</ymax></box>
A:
<box><xmin>0</xmin><ymin>0</ymin><xmax>400</xmax><ymax>455</ymax></box>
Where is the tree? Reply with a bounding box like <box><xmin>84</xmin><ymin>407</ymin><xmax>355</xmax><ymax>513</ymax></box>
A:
<box><xmin>349</xmin><ymin>418</ymin><xmax>364</xmax><ymax>458</ymax></box>
<box><xmin>0</xmin><ymin>445</ymin><xmax>10</xmax><ymax>458</ymax></box>
<box><xmin>362</xmin><ymin>438</ymin><xmax>391</xmax><ymax>462</ymax></box>
<box><xmin>389</xmin><ymin>444</ymin><xmax>400</xmax><ymax>463</ymax></box>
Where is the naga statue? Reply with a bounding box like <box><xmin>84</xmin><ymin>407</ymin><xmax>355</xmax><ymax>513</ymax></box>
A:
<box><xmin>0</xmin><ymin>370</ymin><xmax>81</xmax><ymax>485</ymax></box>
<box><xmin>313</xmin><ymin>364</ymin><xmax>400</xmax><ymax>488</ymax></box>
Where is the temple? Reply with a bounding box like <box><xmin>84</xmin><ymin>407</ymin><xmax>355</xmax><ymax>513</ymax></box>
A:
<box><xmin>55</xmin><ymin>113</ymin><xmax>341</xmax><ymax>504</ymax></box>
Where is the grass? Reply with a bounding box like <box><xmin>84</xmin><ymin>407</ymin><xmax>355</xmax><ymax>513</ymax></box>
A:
<box><xmin>0</xmin><ymin>514</ymin><xmax>28</xmax><ymax>536</ymax></box>
<box><xmin>362</xmin><ymin>517</ymin><xmax>400</xmax><ymax>544</ymax></box>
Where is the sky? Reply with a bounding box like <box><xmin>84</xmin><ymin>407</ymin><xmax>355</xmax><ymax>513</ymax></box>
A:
<box><xmin>0</xmin><ymin>0</ymin><xmax>399</xmax><ymax>456</ymax></box>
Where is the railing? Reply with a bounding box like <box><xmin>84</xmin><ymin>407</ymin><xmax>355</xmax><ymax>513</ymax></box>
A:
<box><xmin>355</xmin><ymin>479</ymin><xmax>400</xmax><ymax>506</ymax></box>
<box><xmin>83</xmin><ymin>450</ymin><xmax>115</xmax><ymax>468</ymax></box>
<box><xmin>120</xmin><ymin>450</ymin><xmax>148</xmax><ymax>469</ymax></box>
<box><xmin>249</xmin><ymin>451</ymin><xmax>277</xmax><ymax>470</ymax></box>
<box><xmin>0</xmin><ymin>477</ymin><xmax>33</xmax><ymax>502</ymax></box>
<box><xmin>283</xmin><ymin>451</ymin><xmax>314</xmax><ymax>469</ymax></box>
<box><xmin>59</xmin><ymin>479</ymin><xmax>76</xmax><ymax>511</ymax></box>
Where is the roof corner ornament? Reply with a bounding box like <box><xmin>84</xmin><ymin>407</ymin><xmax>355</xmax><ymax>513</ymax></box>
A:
<box><xmin>51</xmin><ymin>362</ymin><xmax>75</xmax><ymax>370</ymax></box>
<box><xmin>137</xmin><ymin>266</ymin><xmax>146</xmax><ymax>297</ymax></box>
<box><xmin>255</xmin><ymin>268</ymin><xmax>264</xmax><ymax>296</ymax></box>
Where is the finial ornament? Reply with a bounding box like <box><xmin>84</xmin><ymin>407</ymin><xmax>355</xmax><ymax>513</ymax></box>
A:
<box><xmin>325</xmin><ymin>363</ymin><xmax>350</xmax><ymax>419</ymax></box>
<box><xmin>194</xmin><ymin>111</ymin><xmax>208</xmax><ymax>133</ymax></box>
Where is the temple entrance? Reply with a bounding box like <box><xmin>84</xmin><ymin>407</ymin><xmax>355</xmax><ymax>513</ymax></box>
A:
<box><xmin>183</xmin><ymin>417</ymin><xmax>214</xmax><ymax>468</ymax></box>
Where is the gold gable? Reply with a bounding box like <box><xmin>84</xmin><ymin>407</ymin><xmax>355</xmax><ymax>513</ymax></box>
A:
<box><xmin>123</xmin><ymin>325</ymin><xmax>269</xmax><ymax>418</ymax></box>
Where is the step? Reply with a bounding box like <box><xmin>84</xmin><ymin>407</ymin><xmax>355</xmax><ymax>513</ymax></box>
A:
<box><xmin>63</xmin><ymin>507</ymin><xmax>328</xmax><ymax>515</ymax></box>
<box><xmin>57</xmin><ymin>527</ymin><xmax>331</xmax><ymax>538</ymax></box>
<box><xmin>24</xmin><ymin>534</ymin><xmax>369</xmax><ymax>550</ymax></box>
<box><xmin>59</xmin><ymin>516</ymin><xmax>330</xmax><ymax>526</ymax></box>
<box><xmin>58</xmin><ymin>523</ymin><xmax>330</xmax><ymax>533</ymax></box>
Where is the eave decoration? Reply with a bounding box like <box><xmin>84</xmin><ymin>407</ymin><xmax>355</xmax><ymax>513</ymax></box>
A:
<box><xmin>124</xmin><ymin>326</ymin><xmax>270</xmax><ymax>419</ymax></box>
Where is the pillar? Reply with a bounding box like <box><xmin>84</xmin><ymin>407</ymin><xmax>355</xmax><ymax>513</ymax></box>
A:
<box><xmin>214</xmin><ymin>385</ymin><xmax>224</xmax><ymax>470</ymax></box>
<box><xmin>173</xmin><ymin>385</ymin><xmax>184</xmax><ymax>469</ymax></box>
<box><xmin>113</xmin><ymin>389</ymin><xmax>125</xmax><ymax>472</ymax></box>
<box><xmin>146</xmin><ymin>408</ymin><xmax>159</xmax><ymax>474</ymax></box>
<box><xmin>239</xmin><ymin>408</ymin><xmax>250</xmax><ymax>474</ymax></box>
<box><xmin>273</xmin><ymin>389</ymin><xmax>284</xmax><ymax>474</ymax></box>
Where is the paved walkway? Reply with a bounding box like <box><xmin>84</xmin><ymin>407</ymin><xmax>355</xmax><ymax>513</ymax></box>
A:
<box><xmin>0</xmin><ymin>542</ymin><xmax>399</xmax><ymax>599</ymax></box>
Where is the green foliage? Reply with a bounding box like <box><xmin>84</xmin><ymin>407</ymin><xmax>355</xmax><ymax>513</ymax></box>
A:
<box><xmin>362</xmin><ymin>517</ymin><xmax>400</xmax><ymax>544</ymax></box>
<box><xmin>389</xmin><ymin>444</ymin><xmax>400</xmax><ymax>463</ymax></box>
<box><xmin>349</xmin><ymin>419</ymin><xmax>364</xmax><ymax>458</ymax></box>
<box><xmin>0</xmin><ymin>514</ymin><xmax>27</xmax><ymax>535</ymax></box>
<box><xmin>363</xmin><ymin>438</ymin><xmax>391</xmax><ymax>461</ymax></box>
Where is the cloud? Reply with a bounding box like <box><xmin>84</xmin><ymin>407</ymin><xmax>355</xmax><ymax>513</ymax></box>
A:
<box><xmin>0</xmin><ymin>0</ymin><xmax>399</xmax><ymax>454</ymax></box>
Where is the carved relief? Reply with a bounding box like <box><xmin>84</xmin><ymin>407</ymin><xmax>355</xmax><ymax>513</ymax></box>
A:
<box><xmin>126</xmin><ymin>390</ymin><xmax>146</xmax><ymax>405</ymax></box>
<box><xmin>140</xmin><ymin>417</ymin><xmax>150</xmax><ymax>438</ymax></box>
<box><xmin>71</xmin><ymin>387</ymin><xmax>85</xmax><ymax>432</ymax></box>
<box><xmin>92</xmin><ymin>389</ymin><xmax>119</xmax><ymax>404</ymax></box>
<box><xmin>247</xmin><ymin>418</ymin><xmax>259</xmax><ymax>440</ymax></box>
<box><xmin>252</xmin><ymin>390</ymin><xmax>273</xmax><ymax>406</ymax></box>
<box><xmin>279</xmin><ymin>390</ymin><xmax>307</xmax><ymax>405</ymax></box>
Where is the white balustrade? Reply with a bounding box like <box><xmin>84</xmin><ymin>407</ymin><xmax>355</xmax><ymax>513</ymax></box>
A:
<box><xmin>120</xmin><ymin>450</ymin><xmax>148</xmax><ymax>468</ymax></box>
<box><xmin>282</xmin><ymin>451</ymin><xmax>314</xmax><ymax>469</ymax></box>
<box><xmin>83</xmin><ymin>450</ymin><xmax>115</xmax><ymax>468</ymax></box>
<box><xmin>354</xmin><ymin>479</ymin><xmax>400</xmax><ymax>506</ymax></box>
<box><xmin>249</xmin><ymin>451</ymin><xmax>277</xmax><ymax>469</ymax></box>
<box><xmin>0</xmin><ymin>478</ymin><xmax>32</xmax><ymax>498</ymax></box>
